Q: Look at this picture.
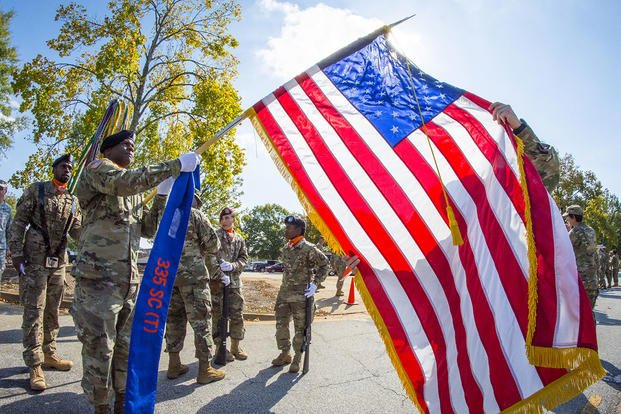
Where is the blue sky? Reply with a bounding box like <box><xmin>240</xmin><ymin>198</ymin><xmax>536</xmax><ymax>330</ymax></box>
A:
<box><xmin>1</xmin><ymin>0</ymin><xmax>620</xmax><ymax>213</ymax></box>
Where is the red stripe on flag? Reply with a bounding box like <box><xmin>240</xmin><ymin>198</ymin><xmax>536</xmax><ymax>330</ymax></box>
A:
<box><xmin>446</xmin><ymin>100</ymin><xmax>562</xmax><ymax>359</ymax></box>
<box><xmin>443</xmin><ymin>103</ymin><xmax>526</xmax><ymax>222</ymax></box>
<box><xmin>393</xmin><ymin>139</ymin><xmax>524</xmax><ymax>408</ymax></box>
<box><xmin>423</xmin><ymin>120</ymin><xmax>530</xmax><ymax>335</ymax></box>
<box><xmin>273</xmin><ymin>86</ymin><xmax>456</xmax><ymax>413</ymax></box>
<box><xmin>462</xmin><ymin>92</ymin><xmax>492</xmax><ymax>115</ymax></box>
<box><xmin>297</xmin><ymin>74</ymin><xmax>486</xmax><ymax>411</ymax></box>
<box><xmin>252</xmin><ymin>100</ymin><xmax>431</xmax><ymax>413</ymax></box>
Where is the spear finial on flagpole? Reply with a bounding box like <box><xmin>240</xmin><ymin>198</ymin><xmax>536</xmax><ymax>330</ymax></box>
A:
<box><xmin>387</xmin><ymin>14</ymin><xmax>416</xmax><ymax>30</ymax></box>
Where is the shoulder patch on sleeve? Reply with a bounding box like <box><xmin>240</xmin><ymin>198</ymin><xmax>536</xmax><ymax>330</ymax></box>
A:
<box><xmin>88</xmin><ymin>159</ymin><xmax>103</xmax><ymax>169</ymax></box>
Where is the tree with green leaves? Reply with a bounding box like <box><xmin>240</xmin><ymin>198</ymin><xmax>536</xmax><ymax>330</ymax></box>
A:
<box><xmin>11</xmin><ymin>0</ymin><xmax>245</xmax><ymax>215</ymax></box>
<box><xmin>241</xmin><ymin>203</ymin><xmax>291</xmax><ymax>260</ymax></box>
<box><xmin>551</xmin><ymin>154</ymin><xmax>603</xmax><ymax>209</ymax></box>
<box><xmin>552</xmin><ymin>153</ymin><xmax>621</xmax><ymax>248</ymax></box>
<box><xmin>0</xmin><ymin>10</ymin><xmax>25</xmax><ymax>157</ymax></box>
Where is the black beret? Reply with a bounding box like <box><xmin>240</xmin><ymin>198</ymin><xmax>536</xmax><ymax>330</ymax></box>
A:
<box><xmin>284</xmin><ymin>215</ymin><xmax>306</xmax><ymax>231</ymax></box>
<box><xmin>219</xmin><ymin>207</ymin><xmax>235</xmax><ymax>220</ymax></box>
<box><xmin>52</xmin><ymin>153</ymin><xmax>73</xmax><ymax>167</ymax></box>
<box><xmin>100</xmin><ymin>130</ymin><xmax>135</xmax><ymax>153</ymax></box>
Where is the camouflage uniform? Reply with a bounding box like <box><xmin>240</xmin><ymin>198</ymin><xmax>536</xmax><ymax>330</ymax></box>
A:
<box><xmin>608</xmin><ymin>251</ymin><xmax>619</xmax><ymax>288</ymax></box>
<box><xmin>165</xmin><ymin>207</ymin><xmax>220</xmax><ymax>362</ymax></box>
<box><xmin>568</xmin><ymin>222</ymin><xmax>598</xmax><ymax>308</ymax></box>
<box><xmin>71</xmin><ymin>158</ymin><xmax>178</xmax><ymax>406</ymax></box>
<box><xmin>211</xmin><ymin>227</ymin><xmax>248</xmax><ymax>342</ymax></box>
<box><xmin>275</xmin><ymin>239</ymin><xmax>328</xmax><ymax>353</ymax></box>
<box><xmin>597</xmin><ymin>246</ymin><xmax>608</xmax><ymax>289</ymax></box>
<box><xmin>9</xmin><ymin>181</ymin><xmax>81</xmax><ymax>368</ymax></box>
<box><xmin>514</xmin><ymin>122</ymin><xmax>560</xmax><ymax>192</ymax></box>
<box><xmin>0</xmin><ymin>200</ymin><xmax>11</xmax><ymax>278</ymax></box>
<box><xmin>330</xmin><ymin>254</ymin><xmax>347</xmax><ymax>294</ymax></box>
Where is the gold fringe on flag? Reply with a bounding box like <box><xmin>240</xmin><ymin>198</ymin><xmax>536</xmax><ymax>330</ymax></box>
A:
<box><xmin>248</xmin><ymin>106</ymin><xmax>605</xmax><ymax>414</ymax></box>
<box><xmin>504</xmin><ymin>136</ymin><xmax>605</xmax><ymax>413</ymax></box>
<box><xmin>249</xmin><ymin>106</ymin><xmax>426</xmax><ymax>413</ymax></box>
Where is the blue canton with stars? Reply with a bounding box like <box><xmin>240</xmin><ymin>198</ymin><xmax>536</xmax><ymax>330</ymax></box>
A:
<box><xmin>321</xmin><ymin>35</ymin><xmax>463</xmax><ymax>147</ymax></box>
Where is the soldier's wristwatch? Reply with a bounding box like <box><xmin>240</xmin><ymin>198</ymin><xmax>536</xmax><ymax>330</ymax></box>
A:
<box><xmin>512</xmin><ymin>119</ymin><xmax>528</xmax><ymax>135</ymax></box>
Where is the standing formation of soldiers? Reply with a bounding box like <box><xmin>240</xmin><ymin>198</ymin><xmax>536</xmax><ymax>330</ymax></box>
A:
<box><xmin>4</xmin><ymin>100</ymin><xmax>617</xmax><ymax>412</ymax></box>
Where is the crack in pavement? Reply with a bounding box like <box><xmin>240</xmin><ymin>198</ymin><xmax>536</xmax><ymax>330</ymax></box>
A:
<box><xmin>315</xmin><ymin>374</ymin><xmax>376</xmax><ymax>389</ymax></box>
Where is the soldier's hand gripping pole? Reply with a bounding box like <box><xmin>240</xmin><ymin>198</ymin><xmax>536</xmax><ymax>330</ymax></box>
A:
<box><xmin>301</xmin><ymin>293</ymin><xmax>313</xmax><ymax>374</ymax></box>
<box><xmin>214</xmin><ymin>273</ymin><xmax>230</xmax><ymax>366</ymax></box>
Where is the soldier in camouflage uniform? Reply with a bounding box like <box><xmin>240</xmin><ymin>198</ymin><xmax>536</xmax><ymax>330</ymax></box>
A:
<box><xmin>597</xmin><ymin>245</ymin><xmax>609</xmax><ymax>289</ymax></box>
<box><xmin>272</xmin><ymin>215</ymin><xmax>329</xmax><ymax>373</ymax></box>
<box><xmin>317</xmin><ymin>236</ymin><xmax>346</xmax><ymax>297</ymax></box>
<box><xmin>8</xmin><ymin>154</ymin><xmax>81</xmax><ymax>391</ymax></box>
<box><xmin>0</xmin><ymin>179</ymin><xmax>12</xmax><ymax>280</ymax></box>
<box><xmin>211</xmin><ymin>207</ymin><xmax>249</xmax><ymax>361</ymax></box>
<box><xmin>164</xmin><ymin>190</ymin><xmax>225</xmax><ymax>384</ymax></box>
<box><xmin>71</xmin><ymin>130</ymin><xmax>200</xmax><ymax>414</ymax></box>
<box><xmin>563</xmin><ymin>205</ymin><xmax>598</xmax><ymax>308</ymax></box>
<box><xmin>490</xmin><ymin>102</ymin><xmax>560</xmax><ymax>192</ymax></box>
<box><xmin>608</xmin><ymin>249</ymin><xmax>619</xmax><ymax>288</ymax></box>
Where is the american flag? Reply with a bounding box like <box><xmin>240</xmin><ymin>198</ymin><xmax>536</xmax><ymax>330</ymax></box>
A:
<box><xmin>248</xmin><ymin>26</ymin><xmax>603</xmax><ymax>413</ymax></box>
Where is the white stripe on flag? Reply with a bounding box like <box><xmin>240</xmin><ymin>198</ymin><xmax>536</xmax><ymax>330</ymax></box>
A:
<box><xmin>408</xmin><ymin>129</ymin><xmax>545</xmax><ymax>398</ymax></box>
<box><xmin>549</xmin><ymin>194</ymin><xmax>581</xmax><ymax>347</ymax></box>
<box><xmin>287</xmin><ymin>81</ymin><xmax>469</xmax><ymax>413</ymax></box>
<box><xmin>453</xmin><ymin>96</ymin><xmax>522</xmax><ymax>182</ymax></box>
<box><xmin>433</xmin><ymin>112</ymin><xmax>530</xmax><ymax>279</ymax></box>
<box><xmin>262</xmin><ymin>94</ymin><xmax>443</xmax><ymax>413</ymax></box>
<box><xmin>309</xmin><ymin>67</ymin><xmax>500</xmax><ymax>413</ymax></box>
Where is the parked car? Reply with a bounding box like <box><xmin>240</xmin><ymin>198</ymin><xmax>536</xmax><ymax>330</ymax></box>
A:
<box><xmin>246</xmin><ymin>261</ymin><xmax>266</xmax><ymax>272</ymax></box>
<box><xmin>265</xmin><ymin>262</ymin><xmax>283</xmax><ymax>273</ymax></box>
<box><xmin>255</xmin><ymin>260</ymin><xmax>278</xmax><ymax>272</ymax></box>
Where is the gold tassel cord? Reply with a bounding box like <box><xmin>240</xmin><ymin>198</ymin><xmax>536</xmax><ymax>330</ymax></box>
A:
<box><xmin>515</xmin><ymin>136</ymin><xmax>539</xmax><ymax>348</ymax></box>
<box><xmin>398</xmin><ymin>37</ymin><xmax>463</xmax><ymax>246</ymax></box>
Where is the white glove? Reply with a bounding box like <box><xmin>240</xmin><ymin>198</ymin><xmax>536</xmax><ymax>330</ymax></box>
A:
<box><xmin>156</xmin><ymin>177</ymin><xmax>174</xmax><ymax>195</ymax></box>
<box><xmin>304</xmin><ymin>282</ymin><xmax>317</xmax><ymax>298</ymax></box>
<box><xmin>221</xmin><ymin>274</ymin><xmax>231</xmax><ymax>286</ymax></box>
<box><xmin>220</xmin><ymin>261</ymin><xmax>233</xmax><ymax>272</ymax></box>
<box><xmin>178</xmin><ymin>152</ymin><xmax>201</xmax><ymax>172</ymax></box>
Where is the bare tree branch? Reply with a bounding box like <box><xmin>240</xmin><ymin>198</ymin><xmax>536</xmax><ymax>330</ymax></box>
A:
<box><xmin>54</xmin><ymin>62</ymin><xmax>132</xmax><ymax>102</ymax></box>
<box><xmin>135</xmin><ymin>110</ymin><xmax>206</xmax><ymax>135</ymax></box>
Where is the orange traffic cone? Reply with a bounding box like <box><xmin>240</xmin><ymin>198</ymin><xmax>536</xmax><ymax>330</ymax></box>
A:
<box><xmin>345</xmin><ymin>276</ymin><xmax>358</xmax><ymax>305</ymax></box>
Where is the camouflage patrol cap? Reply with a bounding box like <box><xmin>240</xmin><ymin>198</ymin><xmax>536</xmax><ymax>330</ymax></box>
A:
<box><xmin>284</xmin><ymin>215</ymin><xmax>306</xmax><ymax>232</ymax></box>
<box><xmin>563</xmin><ymin>204</ymin><xmax>583</xmax><ymax>217</ymax></box>
<box><xmin>219</xmin><ymin>207</ymin><xmax>235</xmax><ymax>219</ymax></box>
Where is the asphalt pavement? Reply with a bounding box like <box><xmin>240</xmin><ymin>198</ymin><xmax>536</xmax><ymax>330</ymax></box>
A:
<box><xmin>0</xmin><ymin>286</ymin><xmax>619</xmax><ymax>413</ymax></box>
